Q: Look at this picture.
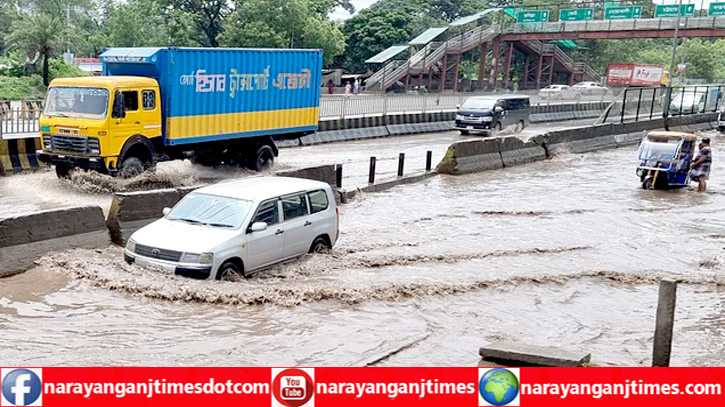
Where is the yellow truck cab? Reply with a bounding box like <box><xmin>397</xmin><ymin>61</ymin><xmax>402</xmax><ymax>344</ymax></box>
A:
<box><xmin>39</xmin><ymin>76</ymin><xmax>162</xmax><ymax>177</ymax></box>
<box><xmin>38</xmin><ymin>47</ymin><xmax>322</xmax><ymax>178</ymax></box>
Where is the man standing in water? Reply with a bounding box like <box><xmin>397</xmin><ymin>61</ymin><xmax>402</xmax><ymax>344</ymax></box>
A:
<box><xmin>691</xmin><ymin>137</ymin><xmax>712</xmax><ymax>192</ymax></box>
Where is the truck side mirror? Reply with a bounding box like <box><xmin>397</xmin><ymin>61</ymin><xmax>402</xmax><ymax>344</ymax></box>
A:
<box><xmin>112</xmin><ymin>92</ymin><xmax>126</xmax><ymax>119</ymax></box>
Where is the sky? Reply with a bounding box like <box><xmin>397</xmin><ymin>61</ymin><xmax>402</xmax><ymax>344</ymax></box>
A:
<box><xmin>330</xmin><ymin>0</ymin><xmax>380</xmax><ymax>21</ymax></box>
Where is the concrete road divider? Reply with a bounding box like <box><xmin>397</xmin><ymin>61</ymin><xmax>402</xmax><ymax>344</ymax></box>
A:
<box><xmin>106</xmin><ymin>189</ymin><xmax>181</xmax><ymax>245</ymax></box>
<box><xmin>276</xmin><ymin>164</ymin><xmax>337</xmax><ymax>186</ymax></box>
<box><xmin>0</xmin><ymin>205</ymin><xmax>108</xmax><ymax>277</ymax></box>
<box><xmin>437</xmin><ymin>138</ymin><xmax>504</xmax><ymax>175</ymax></box>
<box><xmin>499</xmin><ymin>136</ymin><xmax>546</xmax><ymax>167</ymax></box>
<box><xmin>479</xmin><ymin>341</ymin><xmax>591</xmax><ymax>367</ymax></box>
<box><xmin>0</xmin><ymin>137</ymin><xmax>43</xmax><ymax>176</ymax></box>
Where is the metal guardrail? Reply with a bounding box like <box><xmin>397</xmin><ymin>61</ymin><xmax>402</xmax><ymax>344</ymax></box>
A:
<box><xmin>596</xmin><ymin>85</ymin><xmax>725</xmax><ymax>124</ymax></box>
<box><xmin>504</xmin><ymin>16</ymin><xmax>725</xmax><ymax>35</ymax></box>
<box><xmin>1</xmin><ymin>93</ymin><xmax>616</xmax><ymax>138</ymax></box>
<box><xmin>321</xmin><ymin>91</ymin><xmax>614</xmax><ymax>119</ymax></box>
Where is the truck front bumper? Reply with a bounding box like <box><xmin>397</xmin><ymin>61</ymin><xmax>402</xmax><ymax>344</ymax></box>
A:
<box><xmin>37</xmin><ymin>150</ymin><xmax>108</xmax><ymax>172</ymax></box>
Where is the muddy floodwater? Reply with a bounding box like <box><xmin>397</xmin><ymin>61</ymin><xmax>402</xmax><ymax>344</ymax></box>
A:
<box><xmin>3</xmin><ymin>131</ymin><xmax>725</xmax><ymax>366</ymax></box>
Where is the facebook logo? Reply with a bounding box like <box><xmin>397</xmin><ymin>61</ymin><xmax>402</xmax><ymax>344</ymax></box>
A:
<box><xmin>1</xmin><ymin>369</ymin><xmax>42</xmax><ymax>406</ymax></box>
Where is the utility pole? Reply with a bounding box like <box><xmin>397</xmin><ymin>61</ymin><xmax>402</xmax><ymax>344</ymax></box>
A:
<box><xmin>665</xmin><ymin>0</ymin><xmax>684</xmax><ymax>117</ymax></box>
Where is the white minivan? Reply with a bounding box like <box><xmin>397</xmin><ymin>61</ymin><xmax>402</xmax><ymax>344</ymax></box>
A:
<box><xmin>124</xmin><ymin>177</ymin><xmax>339</xmax><ymax>281</ymax></box>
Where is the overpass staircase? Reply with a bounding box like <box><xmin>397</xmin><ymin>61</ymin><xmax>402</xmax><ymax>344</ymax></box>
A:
<box><xmin>366</xmin><ymin>17</ymin><xmax>601</xmax><ymax>92</ymax></box>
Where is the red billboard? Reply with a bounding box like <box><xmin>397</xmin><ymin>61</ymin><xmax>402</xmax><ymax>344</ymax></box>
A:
<box><xmin>606</xmin><ymin>63</ymin><xmax>665</xmax><ymax>87</ymax></box>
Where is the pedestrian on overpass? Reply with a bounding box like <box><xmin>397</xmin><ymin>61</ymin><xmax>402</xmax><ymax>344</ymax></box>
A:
<box><xmin>690</xmin><ymin>138</ymin><xmax>712</xmax><ymax>192</ymax></box>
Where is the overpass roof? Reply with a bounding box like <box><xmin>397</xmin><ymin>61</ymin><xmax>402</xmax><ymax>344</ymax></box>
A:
<box><xmin>450</xmin><ymin>8</ymin><xmax>501</xmax><ymax>26</ymax></box>
<box><xmin>409</xmin><ymin>27</ymin><xmax>449</xmax><ymax>45</ymax></box>
<box><xmin>365</xmin><ymin>45</ymin><xmax>409</xmax><ymax>64</ymax></box>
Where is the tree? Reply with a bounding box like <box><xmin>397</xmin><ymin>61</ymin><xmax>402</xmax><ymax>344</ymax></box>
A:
<box><xmin>6</xmin><ymin>14</ymin><xmax>73</xmax><ymax>85</ymax></box>
<box><xmin>220</xmin><ymin>0</ymin><xmax>345</xmax><ymax>66</ymax></box>
<box><xmin>168</xmin><ymin>0</ymin><xmax>230</xmax><ymax>47</ymax></box>
<box><xmin>100</xmin><ymin>0</ymin><xmax>198</xmax><ymax>49</ymax></box>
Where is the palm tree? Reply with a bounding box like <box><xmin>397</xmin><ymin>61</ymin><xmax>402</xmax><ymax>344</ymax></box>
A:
<box><xmin>7</xmin><ymin>14</ymin><xmax>69</xmax><ymax>86</ymax></box>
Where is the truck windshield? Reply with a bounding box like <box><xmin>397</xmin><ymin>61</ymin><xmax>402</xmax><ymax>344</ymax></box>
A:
<box><xmin>44</xmin><ymin>87</ymin><xmax>109</xmax><ymax>119</ymax></box>
<box><xmin>166</xmin><ymin>193</ymin><xmax>252</xmax><ymax>229</ymax></box>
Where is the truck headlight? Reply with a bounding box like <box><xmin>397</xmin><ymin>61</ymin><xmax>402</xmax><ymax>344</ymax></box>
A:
<box><xmin>126</xmin><ymin>238</ymin><xmax>136</xmax><ymax>253</ymax></box>
<box><xmin>87</xmin><ymin>137</ymin><xmax>100</xmax><ymax>155</ymax></box>
<box><xmin>42</xmin><ymin>135</ymin><xmax>51</xmax><ymax>150</ymax></box>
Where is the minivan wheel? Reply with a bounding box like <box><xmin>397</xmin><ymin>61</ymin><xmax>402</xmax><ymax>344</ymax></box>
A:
<box><xmin>217</xmin><ymin>261</ymin><xmax>245</xmax><ymax>282</ymax></box>
<box><xmin>515</xmin><ymin>120</ymin><xmax>525</xmax><ymax>133</ymax></box>
<box><xmin>309</xmin><ymin>237</ymin><xmax>331</xmax><ymax>254</ymax></box>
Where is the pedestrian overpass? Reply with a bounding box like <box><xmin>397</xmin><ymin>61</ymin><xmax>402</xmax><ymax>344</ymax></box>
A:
<box><xmin>365</xmin><ymin>8</ymin><xmax>725</xmax><ymax>92</ymax></box>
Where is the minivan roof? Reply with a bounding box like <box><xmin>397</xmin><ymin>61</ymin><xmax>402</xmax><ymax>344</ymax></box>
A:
<box><xmin>467</xmin><ymin>94</ymin><xmax>530</xmax><ymax>100</ymax></box>
<box><xmin>192</xmin><ymin>176</ymin><xmax>329</xmax><ymax>201</ymax></box>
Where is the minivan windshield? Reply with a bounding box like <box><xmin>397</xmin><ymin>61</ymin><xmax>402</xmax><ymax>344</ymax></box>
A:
<box><xmin>167</xmin><ymin>193</ymin><xmax>252</xmax><ymax>228</ymax></box>
<box><xmin>461</xmin><ymin>98</ymin><xmax>496</xmax><ymax>110</ymax></box>
<box><xmin>44</xmin><ymin>87</ymin><xmax>109</xmax><ymax>119</ymax></box>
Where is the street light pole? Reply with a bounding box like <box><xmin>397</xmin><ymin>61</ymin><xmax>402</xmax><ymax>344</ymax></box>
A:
<box><xmin>665</xmin><ymin>0</ymin><xmax>684</xmax><ymax>117</ymax></box>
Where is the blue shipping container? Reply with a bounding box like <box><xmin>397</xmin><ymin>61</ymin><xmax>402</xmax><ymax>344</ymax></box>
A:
<box><xmin>101</xmin><ymin>47</ymin><xmax>322</xmax><ymax>146</ymax></box>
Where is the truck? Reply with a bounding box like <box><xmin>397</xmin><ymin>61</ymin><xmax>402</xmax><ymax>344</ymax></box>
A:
<box><xmin>37</xmin><ymin>47</ymin><xmax>322</xmax><ymax>178</ymax></box>
<box><xmin>606</xmin><ymin>63</ymin><xmax>668</xmax><ymax>87</ymax></box>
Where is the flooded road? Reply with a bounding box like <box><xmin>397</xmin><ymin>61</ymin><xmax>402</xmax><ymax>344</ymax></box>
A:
<box><xmin>2</xmin><ymin>130</ymin><xmax>725</xmax><ymax>366</ymax></box>
<box><xmin>0</xmin><ymin>118</ymin><xmax>596</xmax><ymax>217</ymax></box>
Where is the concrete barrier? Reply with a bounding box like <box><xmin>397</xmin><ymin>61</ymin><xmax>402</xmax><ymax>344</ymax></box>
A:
<box><xmin>0</xmin><ymin>205</ymin><xmax>109</xmax><ymax>277</ymax></box>
<box><xmin>276</xmin><ymin>164</ymin><xmax>337</xmax><ymax>186</ymax></box>
<box><xmin>479</xmin><ymin>341</ymin><xmax>591</xmax><ymax>367</ymax></box>
<box><xmin>0</xmin><ymin>137</ymin><xmax>43</xmax><ymax>176</ymax></box>
<box><xmin>499</xmin><ymin>136</ymin><xmax>546</xmax><ymax>167</ymax></box>
<box><xmin>105</xmin><ymin>189</ymin><xmax>181</xmax><ymax>245</ymax></box>
<box><xmin>438</xmin><ymin>112</ymin><xmax>717</xmax><ymax>176</ymax></box>
<box><xmin>437</xmin><ymin>138</ymin><xmax>504</xmax><ymax>175</ymax></box>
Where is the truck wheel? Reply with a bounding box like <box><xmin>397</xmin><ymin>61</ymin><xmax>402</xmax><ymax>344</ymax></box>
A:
<box><xmin>55</xmin><ymin>164</ymin><xmax>73</xmax><ymax>179</ymax></box>
<box><xmin>118</xmin><ymin>157</ymin><xmax>145</xmax><ymax>179</ymax></box>
<box><xmin>251</xmin><ymin>145</ymin><xmax>274</xmax><ymax>171</ymax></box>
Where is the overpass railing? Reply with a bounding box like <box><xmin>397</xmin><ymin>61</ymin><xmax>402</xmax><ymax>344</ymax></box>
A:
<box><xmin>321</xmin><ymin>90</ymin><xmax>613</xmax><ymax>119</ymax></box>
<box><xmin>504</xmin><ymin>16</ymin><xmax>725</xmax><ymax>36</ymax></box>
<box><xmin>0</xmin><ymin>101</ymin><xmax>43</xmax><ymax>139</ymax></box>
<box><xmin>596</xmin><ymin>85</ymin><xmax>725</xmax><ymax>124</ymax></box>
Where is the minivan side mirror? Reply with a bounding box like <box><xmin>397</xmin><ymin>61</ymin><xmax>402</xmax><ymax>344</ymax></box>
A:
<box><xmin>112</xmin><ymin>91</ymin><xmax>126</xmax><ymax>119</ymax></box>
<box><xmin>162</xmin><ymin>207</ymin><xmax>171</xmax><ymax>216</ymax></box>
<box><xmin>494</xmin><ymin>106</ymin><xmax>504</xmax><ymax>113</ymax></box>
<box><xmin>250</xmin><ymin>222</ymin><xmax>268</xmax><ymax>232</ymax></box>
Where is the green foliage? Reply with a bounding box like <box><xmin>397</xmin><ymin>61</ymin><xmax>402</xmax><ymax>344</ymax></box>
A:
<box><xmin>219</xmin><ymin>0</ymin><xmax>346</xmax><ymax>66</ymax></box>
<box><xmin>49</xmin><ymin>58</ymin><xmax>92</xmax><ymax>79</ymax></box>
<box><xmin>0</xmin><ymin>75</ymin><xmax>46</xmax><ymax>100</ymax></box>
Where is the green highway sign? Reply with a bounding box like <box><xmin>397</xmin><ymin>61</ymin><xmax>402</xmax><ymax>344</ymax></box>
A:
<box><xmin>559</xmin><ymin>8</ymin><xmax>594</xmax><ymax>21</ymax></box>
<box><xmin>710</xmin><ymin>2</ymin><xmax>725</xmax><ymax>15</ymax></box>
<box><xmin>517</xmin><ymin>10</ymin><xmax>550</xmax><ymax>23</ymax></box>
<box><xmin>655</xmin><ymin>4</ymin><xmax>695</xmax><ymax>17</ymax></box>
<box><xmin>605</xmin><ymin>5</ymin><xmax>642</xmax><ymax>19</ymax></box>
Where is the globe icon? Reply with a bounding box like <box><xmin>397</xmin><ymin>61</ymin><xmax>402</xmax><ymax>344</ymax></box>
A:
<box><xmin>479</xmin><ymin>368</ymin><xmax>519</xmax><ymax>406</ymax></box>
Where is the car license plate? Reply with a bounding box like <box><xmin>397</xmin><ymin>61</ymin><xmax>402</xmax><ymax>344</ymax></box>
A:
<box><xmin>136</xmin><ymin>258</ymin><xmax>175</xmax><ymax>274</ymax></box>
<box><xmin>467</xmin><ymin>126</ymin><xmax>473</xmax><ymax>129</ymax></box>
